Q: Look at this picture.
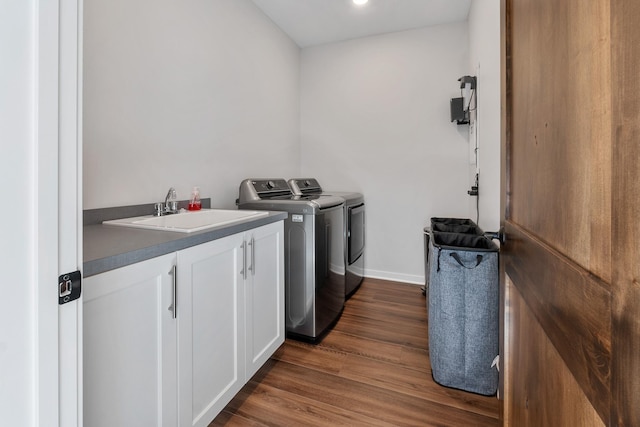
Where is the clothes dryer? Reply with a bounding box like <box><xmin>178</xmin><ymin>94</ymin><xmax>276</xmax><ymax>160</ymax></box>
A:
<box><xmin>288</xmin><ymin>178</ymin><xmax>365</xmax><ymax>298</ymax></box>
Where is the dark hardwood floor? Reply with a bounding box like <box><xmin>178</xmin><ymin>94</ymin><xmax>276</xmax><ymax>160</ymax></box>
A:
<box><xmin>210</xmin><ymin>278</ymin><xmax>500</xmax><ymax>426</ymax></box>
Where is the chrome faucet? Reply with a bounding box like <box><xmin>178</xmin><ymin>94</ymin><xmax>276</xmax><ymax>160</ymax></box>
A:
<box><xmin>164</xmin><ymin>187</ymin><xmax>178</xmax><ymax>214</ymax></box>
<box><xmin>154</xmin><ymin>187</ymin><xmax>178</xmax><ymax>216</ymax></box>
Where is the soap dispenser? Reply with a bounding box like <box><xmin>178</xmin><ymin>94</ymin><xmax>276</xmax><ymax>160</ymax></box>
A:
<box><xmin>188</xmin><ymin>186</ymin><xmax>202</xmax><ymax>211</ymax></box>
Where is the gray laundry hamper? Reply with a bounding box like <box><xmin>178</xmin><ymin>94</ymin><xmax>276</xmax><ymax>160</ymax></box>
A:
<box><xmin>423</xmin><ymin>218</ymin><xmax>484</xmax><ymax>297</ymax></box>
<box><xmin>427</xmin><ymin>230</ymin><xmax>499</xmax><ymax>396</ymax></box>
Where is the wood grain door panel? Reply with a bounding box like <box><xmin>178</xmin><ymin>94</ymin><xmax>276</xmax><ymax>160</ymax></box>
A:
<box><xmin>504</xmin><ymin>275</ymin><xmax>605</xmax><ymax>427</ymax></box>
<box><xmin>502</xmin><ymin>0</ymin><xmax>640</xmax><ymax>425</ymax></box>
<box><xmin>610</xmin><ymin>1</ymin><xmax>640</xmax><ymax>425</ymax></box>
<box><xmin>503</xmin><ymin>221</ymin><xmax>611</xmax><ymax>422</ymax></box>
<box><xmin>508</xmin><ymin>0</ymin><xmax>612</xmax><ymax>283</ymax></box>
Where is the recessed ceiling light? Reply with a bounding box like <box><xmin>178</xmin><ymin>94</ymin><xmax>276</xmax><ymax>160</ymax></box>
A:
<box><xmin>353</xmin><ymin>0</ymin><xmax>369</xmax><ymax>5</ymax></box>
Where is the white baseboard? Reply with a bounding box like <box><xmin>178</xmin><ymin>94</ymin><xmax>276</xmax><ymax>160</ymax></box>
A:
<box><xmin>364</xmin><ymin>269</ymin><xmax>425</xmax><ymax>285</ymax></box>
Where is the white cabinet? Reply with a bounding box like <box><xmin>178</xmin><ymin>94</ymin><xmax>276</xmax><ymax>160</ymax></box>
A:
<box><xmin>176</xmin><ymin>221</ymin><xmax>284</xmax><ymax>427</ymax></box>
<box><xmin>84</xmin><ymin>221</ymin><xmax>284</xmax><ymax>427</ymax></box>
<box><xmin>245</xmin><ymin>221</ymin><xmax>285</xmax><ymax>379</ymax></box>
<box><xmin>83</xmin><ymin>252</ymin><xmax>178</xmax><ymax>427</ymax></box>
<box><xmin>176</xmin><ymin>232</ymin><xmax>245</xmax><ymax>427</ymax></box>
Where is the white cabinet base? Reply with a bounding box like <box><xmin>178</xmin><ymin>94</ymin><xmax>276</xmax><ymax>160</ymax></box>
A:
<box><xmin>83</xmin><ymin>253</ymin><xmax>177</xmax><ymax>427</ymax></box>
<box><xmin>245</xmin><ymin>221</ymin><xmax>285</xmax><ymax>380</ymax></box>
<box><xmin>83</xmin><ymin>221</ymin><xmax>284</xmax><ymax>427</ymax></box>
<box><xmin>177</xmin><ymin>233</ymin><xmax>245</xmax><ymax>427</ymax></box>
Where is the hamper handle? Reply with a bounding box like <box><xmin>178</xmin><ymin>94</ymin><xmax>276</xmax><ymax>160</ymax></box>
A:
<box><xmin>450</xmin><ymin>252</ymin><xmax>483</xmax><ymax>269</ymax></box>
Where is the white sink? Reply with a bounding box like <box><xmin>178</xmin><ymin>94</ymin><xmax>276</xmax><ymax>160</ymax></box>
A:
<box><xmin>103</xmin><ymin>209</ymin><xmax>269</xmax><ymax>233</ymax></box>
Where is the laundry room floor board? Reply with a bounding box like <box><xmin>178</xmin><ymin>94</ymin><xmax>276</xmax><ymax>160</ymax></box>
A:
<box><xmin>210</xmin><ymin>278</ymin><xmax>500</xmax><ymax>427</ymax></box>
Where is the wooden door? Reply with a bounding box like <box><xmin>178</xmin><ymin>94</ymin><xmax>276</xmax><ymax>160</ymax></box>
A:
<box><xmin>501</xmin><ymin>0</ymin><xmax>640</xmax><ymax>425</ymax></box>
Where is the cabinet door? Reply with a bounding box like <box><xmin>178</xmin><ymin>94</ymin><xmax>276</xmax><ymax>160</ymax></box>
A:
<box><xmin>177</xmin><ymin>233</ymin><xmax>245</xmax><ymax>427</ymax></box>
<box><xmin>245</xmin><ymin>221</ymin><xmax>285</xmax><ymax>379</ymax></box>
<box><xmin>83</xmin><ymin>253</ymin><xmax>178</xmax><ymax>427</ymax></box>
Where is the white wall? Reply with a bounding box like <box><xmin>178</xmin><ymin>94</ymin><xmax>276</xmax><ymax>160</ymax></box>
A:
<box><xmin>83</xmin><ymin>0</ymin><xmax>301</xmax><ymax>209</ymax></box>
<box><xmin>468</xmin><ymin>0</ymin><xmax>501</xmax><ymax>232</ymax></box>
<box><xmin>83</xmin><ymin>2</ymin><xmax>501</xmax><ymax>284</ymax></box>
<box><xmin>300</xmin><ymin>23</ymin><xmax>471</xmax><ymax>283</ymax></box>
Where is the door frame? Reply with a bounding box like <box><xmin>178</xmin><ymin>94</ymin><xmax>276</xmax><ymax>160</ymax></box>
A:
<box><xmin>34</xmin><ymin>0</ymin><xmax>83</xmax><ymax>425</ymax></box>
<box><xmin>57</xmin><ymin>0</ymin><xmax>83</xmax><ymax>425</ymax></box>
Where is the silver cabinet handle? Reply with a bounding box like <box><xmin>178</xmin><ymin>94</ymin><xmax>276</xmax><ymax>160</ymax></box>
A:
<box><xmin>248</xmin><ymin>237</ymin><xmax>255</xmax><ymax>276</ymax></box>
<box><xmin>241</xmin><ymin>241</ymin><xmax>247</xmax><ymax>279</ymax></box>
<box><xmin>168</xmin><ymin>265</ymin><xmax>177</xmax><ymax>319</ymax></box>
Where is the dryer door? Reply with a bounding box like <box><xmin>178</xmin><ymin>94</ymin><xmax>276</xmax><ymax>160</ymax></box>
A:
<box><xmin>348</xmin><ymin>203</ymin><xmax>365</xmax><ymax>264</ymax></box>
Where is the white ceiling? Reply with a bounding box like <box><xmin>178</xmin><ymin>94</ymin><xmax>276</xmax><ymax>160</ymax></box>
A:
<box><xmin>251</xmin><ymin>0</ymin><xmax>472</xmax><ymax>48</ymax></box>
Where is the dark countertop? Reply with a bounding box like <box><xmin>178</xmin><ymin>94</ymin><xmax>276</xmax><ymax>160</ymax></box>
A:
<box><xmin>84</xmin><ymin>211</ymin><xmax>287</xmax><ymax>277</ymax></box>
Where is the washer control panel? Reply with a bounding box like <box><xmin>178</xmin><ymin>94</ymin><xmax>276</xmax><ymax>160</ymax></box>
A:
<box><xmin>252</xmin><ymin>179</ymin><xmax>290</xmax><ymax>194</ymax></box>
<box><xmin>289</xmin><ymin>178</ymin><xmax>322</xmax><ymax>195</ymax></box>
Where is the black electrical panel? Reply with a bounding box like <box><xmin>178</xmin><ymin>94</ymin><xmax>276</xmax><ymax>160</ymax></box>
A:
<box><xmin>450</xmin><ymin>97</ymin><xmax>468</xmax><ymax>124</ymax></box>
